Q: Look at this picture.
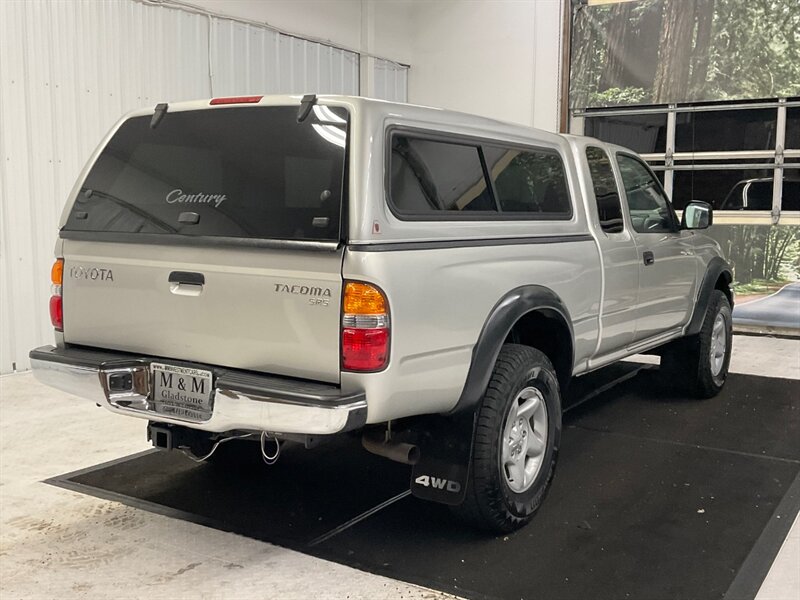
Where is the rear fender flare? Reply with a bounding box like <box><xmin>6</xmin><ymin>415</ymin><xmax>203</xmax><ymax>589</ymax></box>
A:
<box><xmin>447</xmin><ymin>285</ymin><xmax>573</xmax><ymax>416</ymax></box>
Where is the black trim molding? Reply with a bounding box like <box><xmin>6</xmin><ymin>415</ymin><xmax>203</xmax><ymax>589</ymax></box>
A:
<box><xmin>60</xmin><ymin>230</ymin><xmax>342</xmax><ymax>252</ymax></box>
<box><xmin>348</xmin><ymin>234</ymin><xmax>593</xmax><ymax>252</ymax></box>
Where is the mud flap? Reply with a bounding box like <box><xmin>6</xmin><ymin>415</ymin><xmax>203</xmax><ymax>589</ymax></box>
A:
<box><xmin>410</xmin><ymin>411</ymin><xmax>476</xmax><ymax>506</ymax></box>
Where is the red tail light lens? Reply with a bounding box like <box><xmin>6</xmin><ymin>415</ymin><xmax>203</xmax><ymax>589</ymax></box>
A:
<box><xmin>49</xmin><ymin>295</ymin><xmax>63</xmax><ymax>331</ymax></box>
<box><xmin>342</xmin><ymin>282</ymin><xmax>390</xmax><ymax>372</ymax></box>
<box><xmin>342</xmin><ymin>328</ymin><xmax>389</xmax><ymax>371</ymax></box>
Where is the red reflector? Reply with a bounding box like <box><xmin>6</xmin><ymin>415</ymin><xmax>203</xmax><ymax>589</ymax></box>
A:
<box><xmin>49</xmin><ymin>296</ymin><xmax>63</xmax><ymax>331</ymax></box>
<box><xmin>342</xmin><ymin>328</ymin><xmax>389</xmax><ymax>371</ymax></box>
<box><xmin>209</xmin><ymin>95</ymin><xmax>263</xmax><ymax>105</ymax></box>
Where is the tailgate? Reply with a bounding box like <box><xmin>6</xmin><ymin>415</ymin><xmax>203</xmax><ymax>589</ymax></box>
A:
<box><xmin>62</xmin><ymin>240</ymin><xmax>343</xmax><ymax>382</ymax></box>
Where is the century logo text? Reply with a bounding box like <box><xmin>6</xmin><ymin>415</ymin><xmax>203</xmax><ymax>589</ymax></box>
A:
<box><xmin>166</xmin><ymin>189</ymin><xmax>227</xmax><ymax>208</ymax></box>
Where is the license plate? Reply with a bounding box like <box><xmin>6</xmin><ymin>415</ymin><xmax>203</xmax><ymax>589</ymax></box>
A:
<box><xmin>150</xmin><ymin>362</ymin><xmax>214</xmax><ymax>421</ymax></box>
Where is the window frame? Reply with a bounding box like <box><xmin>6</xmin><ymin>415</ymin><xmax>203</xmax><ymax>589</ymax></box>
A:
<box><xmin>576</xmin><ymin>98</ymin><xmax>800</xmax><ymax>221</ymax></box>
<box><xmin>616</xmin><ymin>151</ymin><xmax>681</xmax><ymax>234</ymax></box>
<box><xmin>385</xmin><ymin>126</ymin><xmax>574</xmax><ymax>222</ymax></box>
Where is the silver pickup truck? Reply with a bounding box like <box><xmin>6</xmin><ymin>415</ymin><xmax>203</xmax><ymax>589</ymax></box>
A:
<box><xmin>30</xmin><ymin>95</ymin><xmax>733</xmax><ymax>533</ymax></box>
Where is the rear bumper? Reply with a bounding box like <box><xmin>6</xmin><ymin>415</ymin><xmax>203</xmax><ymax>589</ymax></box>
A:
<box><xmin>29</xmin><ymin>345</ymin><xmax>367</xmax><ymax>435</ymax></box>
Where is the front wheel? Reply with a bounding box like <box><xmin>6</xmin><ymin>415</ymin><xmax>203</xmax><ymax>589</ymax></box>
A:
<box><xmin>662</xmin><ymin>290</ymin><xmax>733</xmax><ymax>398</ymax></box>
<box><xmin>451</xmin><ymin>344</ymin><xmax>561</xmax><ymax>533</ymax></box>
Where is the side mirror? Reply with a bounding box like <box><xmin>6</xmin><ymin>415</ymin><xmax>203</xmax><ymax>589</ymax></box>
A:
<box><xmin>682</xmin><ymin>201</ymin><xmax>713</xmax><ymax>230</ymax></box>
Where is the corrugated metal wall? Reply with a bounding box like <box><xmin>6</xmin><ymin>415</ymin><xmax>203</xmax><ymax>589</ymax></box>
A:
<box><xmin>210</xmin><ymin>19</ymin><xmax>359</xmax><ymax>97</ymax></box>
<box><xmin>373</xmin><ymin>58</ymin><xmax>409</xmax><ymax>105</ymax></box>
<box><xmin>0</xmin><ymin>0</ymin><xmax>408</xmax><ymax>374</ymax></box>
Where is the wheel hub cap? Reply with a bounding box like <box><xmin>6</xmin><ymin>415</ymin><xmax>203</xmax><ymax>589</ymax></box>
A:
<box><xmin>501</xmin><ymin>386</ymin><xmax>548</xmax><ymax>493</ymax></box>
<box><xmin>709</xmin><ymin>312</ymin><xmax>728</xmax><ymax>377</ymax></box>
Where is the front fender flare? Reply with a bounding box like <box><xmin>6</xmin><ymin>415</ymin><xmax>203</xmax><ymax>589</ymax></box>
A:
<box><xmin>686</xmin><ymin>256</ymin><xmax>733</xmax><ymax>336</ymax></box>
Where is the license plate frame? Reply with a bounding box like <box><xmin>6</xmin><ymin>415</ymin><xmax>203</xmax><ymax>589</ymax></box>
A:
<box><xmin>150</xmin><ymin>362</ymin><xmax>214</xmax><ymax>422</ymax></box>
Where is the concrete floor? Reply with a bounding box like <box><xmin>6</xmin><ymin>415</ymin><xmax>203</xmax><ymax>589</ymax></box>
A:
<box><xmin>1</xmin><ymin>334</ymin><xmax>798</xmax><ymax>599</ymax></box>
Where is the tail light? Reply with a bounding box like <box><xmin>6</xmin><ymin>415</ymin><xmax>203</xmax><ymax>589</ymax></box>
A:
<box><xmin>50</xmin><ymin>258</ymin><xmax>64</xmax><ymax>331</ymax></box>
<box><xmin>342</xmin><ymin>281</ymin><xmax>390</xmax><ymax>371</ymax></box>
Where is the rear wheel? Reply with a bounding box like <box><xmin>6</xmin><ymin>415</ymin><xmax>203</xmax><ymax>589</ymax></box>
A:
<box><xmin>452</xmin><ymin>344</ymin><xmax>561</xmax><ymax>533</ymax></box>
<box><xmin>661</xmin><ymin>290</ymin><xmax>732</xmax><ymax>398</ymax></box>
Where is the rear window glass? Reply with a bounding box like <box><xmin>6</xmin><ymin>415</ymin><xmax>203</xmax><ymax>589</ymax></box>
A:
<box><xmin>390</xmin><ymin>136</ymin><xmax>495</xmax><ymax>213</ymax></box>
<box><xmin>63</xmin><ymin>106</ymin><xmax>348</xmax><ymax>241</ymax></box>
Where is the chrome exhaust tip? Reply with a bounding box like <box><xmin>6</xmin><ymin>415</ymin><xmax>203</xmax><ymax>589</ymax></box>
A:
<box><xmin>362</xmin><ymin>431</ymin><xmax>420</xmax><ymax>465</ymax></box>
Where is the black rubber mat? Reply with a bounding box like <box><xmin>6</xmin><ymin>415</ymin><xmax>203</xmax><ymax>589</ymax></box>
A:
<box><xmin>50</xmin><ymin>366</ymin><xmax>800</xmax><ymax>600</ymax></box>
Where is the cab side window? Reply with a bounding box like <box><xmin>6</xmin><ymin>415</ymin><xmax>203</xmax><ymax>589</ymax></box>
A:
<box><xmin>586</xmin><ymin>146</ymin><xmax>624</xmax><ymax>233</ymax></box>
<box><xmin>389</xmin><ymin>133</ymin><xmax>574</xmax><ymax>220</ymax></box>
<box><xmin>617</xmin><ymin>154</ymin><xmax>677</xmax><ymax>233</ymax></box>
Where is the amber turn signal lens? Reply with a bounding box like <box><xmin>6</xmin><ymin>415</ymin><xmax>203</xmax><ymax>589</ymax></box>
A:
<box><xmin>343</xmin><ymin>282</ymin><xmax>387</xmax><ymax>315</ymax></box>
<box><xmin>51</xmin><ymin>258</ymin><xmax>64</xmax><ymax>285</ymax></box>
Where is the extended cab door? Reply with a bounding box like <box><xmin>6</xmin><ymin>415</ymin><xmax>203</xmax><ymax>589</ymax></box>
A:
<box><xmin>615</xmin><ymin>152</ymin><xmax>697</xmax><ymax>342</ymax></box>
<box><xmin>582</xmin><ymin>145</ymin><xmax>640</xmax><ymax>356</ymax></box>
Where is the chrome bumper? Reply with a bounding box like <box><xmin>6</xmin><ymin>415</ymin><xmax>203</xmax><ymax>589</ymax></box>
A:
<box><xmin>29</xmin><ymin>346</ymin><xmax>367</xmax><ymax>435</ymax></box>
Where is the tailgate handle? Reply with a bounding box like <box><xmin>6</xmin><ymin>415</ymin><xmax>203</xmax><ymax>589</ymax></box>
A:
<box><xmin>169</xmin><ymin>271</ymin><xmax>205</xmax><ymax>285</ymax></box>
<box><xmin>169</xmin><ymin>271</ymin><xmax>204</xmax><ymax>296</ymax></box>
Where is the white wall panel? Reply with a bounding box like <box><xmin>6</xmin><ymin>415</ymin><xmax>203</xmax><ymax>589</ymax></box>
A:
<box><xmin>0</xmin><ymin>0</ymin><xmax>404</xmax><ymax>374</ymax></box>
<box><xmin>404</xmin><ymin>0</ymin><xmax>561</xmax><ymax>130</ymax></box>
<box><xmin>531</xmin><ymin>0</ymin><xmax>563</xmax><ymax>131</ymax></box>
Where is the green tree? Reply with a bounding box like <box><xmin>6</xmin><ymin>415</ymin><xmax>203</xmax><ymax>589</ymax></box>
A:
<box><xmin>705</xmin><ymin>0</ymin><xmax>800</xmax><ymax>100</ymax></box>
<box><xmin>570</xmin><ymin>0</ymin><xmax>800</xmax><ymax>108</ymax></box>
<box><xmin>711</xmin><ymin>224</ymin><xmax>800</xmax><ymax>286</ymax></box>
<box><xmin>652</xmin><ymin>0</ymin><xmax>697</xmax><ymax>103</ymax></box>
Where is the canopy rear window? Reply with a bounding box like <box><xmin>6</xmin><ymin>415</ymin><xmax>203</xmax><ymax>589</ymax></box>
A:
<box><xmin>63</xmin><ymin>105</ymin><xmax>348</xmax><ymax>242</ymax></box>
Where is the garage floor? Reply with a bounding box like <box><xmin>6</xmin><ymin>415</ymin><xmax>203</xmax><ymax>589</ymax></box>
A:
<box><xmin>2</xmin><ymin>335</ymin><xmax>798</xmax><ymax>599</ymax></box>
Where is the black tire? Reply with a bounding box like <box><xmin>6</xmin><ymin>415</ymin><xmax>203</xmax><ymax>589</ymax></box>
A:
<box><xmin>661</xmin><ymin>290</ymin><xmax>732</xmax><ymax>398</ymax></box>
<box><xmin>451</xmin><ymin>344</ymin><xmax>562</xmax><ymax>533</ymax></box>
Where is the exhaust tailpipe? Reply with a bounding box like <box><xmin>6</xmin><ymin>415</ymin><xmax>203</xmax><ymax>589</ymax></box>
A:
<box><xmin>362</xmin><ymin>432</ymin><xmax>420</xmax><ymax>465</ymax></box>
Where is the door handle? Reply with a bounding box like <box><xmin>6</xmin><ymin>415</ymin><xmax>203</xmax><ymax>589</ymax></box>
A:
<box><xmin>168</xmin><ymin>271</ymin><xmax>204</xmax><ymax>296</ymax></box>
<box><xmin>643</xmin><ymin>251</ymin><xmax>655</xmax><ymax>266</ymax></box>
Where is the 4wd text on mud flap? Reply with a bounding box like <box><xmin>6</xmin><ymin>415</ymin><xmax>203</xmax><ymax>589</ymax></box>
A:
<box><xmin>414</xmin><ymin>475</ymin><xmax>462</xmax><ymax>493</ymax></box>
